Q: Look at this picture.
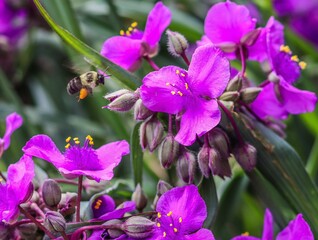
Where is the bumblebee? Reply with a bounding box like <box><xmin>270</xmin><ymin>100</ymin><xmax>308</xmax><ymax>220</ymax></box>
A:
<box><xmin>67</xmin><ymin>71</ymin><xmax>105</xmax><ymax>101</ymax></box>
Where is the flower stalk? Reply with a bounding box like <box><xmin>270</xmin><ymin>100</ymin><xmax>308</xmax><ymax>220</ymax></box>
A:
<box><xmin>76</xmin><ymin>175</ymin><xmax>83</xmax><ymax>222</ymax></box>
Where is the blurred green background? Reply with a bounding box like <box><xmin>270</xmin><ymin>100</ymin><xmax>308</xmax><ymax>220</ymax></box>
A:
<box><xmin>1</xmin><ymin>0</ymin><xmax>318</xmax><ymax>238</ymax></box>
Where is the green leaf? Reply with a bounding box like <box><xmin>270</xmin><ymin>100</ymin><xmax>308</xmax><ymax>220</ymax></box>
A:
<box><xmin>236</xmin><ymin>114</ymin><xmax>318</xmax><ymax>236</ymax></box>
<box><xmin>33</xmin><ymin>0</ymin><xmax>141</xmax><ymax>90</ymax></box>
<box><xmin>199</xmin><ymin>177</ymin><xmax>218</xmax><ymax>229</ymax></box>
<box><xmin>130</xmin><ymin>122</ymin><xmax>144</xmax><ymax>186</ymax></box>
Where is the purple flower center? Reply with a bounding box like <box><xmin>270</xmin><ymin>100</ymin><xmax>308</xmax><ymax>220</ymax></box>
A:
<box><xmin>119</xmin><ymin>22</ymin><xmax>143</xmax><ymax>40</ymax></box>
<box><xmin>156</xmin><ymin>211</ymin><xmax>184</xmax><ymax>238</ymax></box>
<box><xmin>63</xmin><ymin>136</ymin><xmax>103</xmax><ymax>171</ymax></box>
<box><xmin>166</xmin><ymin>69</ymin><xmax>191</xmax><ymax>99</ymax></box>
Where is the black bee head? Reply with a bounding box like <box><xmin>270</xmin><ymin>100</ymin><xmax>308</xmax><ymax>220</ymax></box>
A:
<box><xmin>98</xmin><ymin>74</ymin><xmax>105</xmax><ymax>85</ymax></box>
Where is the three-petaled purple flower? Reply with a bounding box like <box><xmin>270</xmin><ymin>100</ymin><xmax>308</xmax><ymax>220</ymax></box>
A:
<box><xmin>153</xmin><ymin>184</ymin><xmax>214</xmax><ymax>239</ymax></box>
<box><xmin>231</xmin><ymin>209</ymin><xmax>314</xmax><ymax>240</ymax></box>
<box><xmin>0</xmin><ymin>155</ymin><xmax>34</xmax><ymax>224</ymax></box>
<box><xmin>0</xmin><ymin>112</ymin><xmax>23</xmax><ymax>157</ymax></box>
<box><xmin>140</xmin><ymin>44</ymin><xmax>230</xmax><ymax>146</ymax></box>
<box><xmin>22</xmin><ymin>134</ymin><xmax>130</xmax><ymax>182</ymax></box>
<box><xmin>100</xmin><ymin>2</ymin><xmax>171</xmax><ymax>71</ymax></box>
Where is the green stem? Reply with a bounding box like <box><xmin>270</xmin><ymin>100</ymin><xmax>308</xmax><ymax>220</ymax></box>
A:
<box><xmin>76</xmin><ymin>176</ymin><xmax>83</xmax><ymax>222</ymax></box>
<box><xmin>306</xmin><ymin>135</ymin><xmax>318</xmax><ymax>178</ymax></box>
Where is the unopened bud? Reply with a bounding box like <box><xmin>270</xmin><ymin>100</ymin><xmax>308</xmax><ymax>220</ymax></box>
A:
<box><xmin>17</xmin><ymin>223</ymin><xmax>37</xmax><ymax>239</ymax></box>
<box><xmin>268</xmin><ymin>71</ymin><xmax>280</xmax><ymax>83</ymax></box>
<box><xmin>134</xmin><ymin>99</ymin><xmax>153</xmax><ymax>121</ymax></box>
<box><xmin>226</xmin><ymin>74</ymin><xmax>242</xmax><ymax>91</ymax></box>
<box><xmin>166</xmin><ymin>30</ymin><xmax>188</xmax><ymax>56</ymax></box>
<box><xmin>208</xmin><ymin>128</ymin><xmax>230</xmax><ymax>161</ymax></box>
<box><xmin>42</xmin><ymin>179</ymin><xmax>62</xmax><ymax>208</ymax></box>
<box><xmin>240</xmin><ymin>87</ymin><xmax>262</xmax><ymax>104</ymax></box>
<box><xmin>140</xmin><ymin>116</ymin><xmax>164</xmax><ymax>152</ymax></box>
<box><xmin>176</xmin><ymin>150</ymin><xmax>196</xmax><ymax>184</ymax></box>
<box><xmin>240</xmin><ymin>28</ymin><xmax>261</xmax><ymax>46</ymax></box>
<box><xmin>59</xmin><ymin>192</ymin><xmax>77</xmax><ymax>216</ymax></box>
<box><xmin>122</xmin><ymin>216</ymin><xmax>155</xmax><ymax>239</ymax></box>
<box><xmin>156</xmin><ymin>180</ymin><xmax>172</xmax><ymax>197</ymax></box>
<box><xmin>217</xmin><ymin>42</ymin><xmax>237</xmax><ymax>53</ymax></box>
<box><xmin>198</xmin><ymin>144</ymin><xmax>218</xmax><ymax>178</ymax></box>
<box><xmin>233</xmin><ymin>143</ymin><xmax>257</xmax><ymax>171</ymax></box>
<box><xmin>132</xmin><ymin>184</ymin><xmax>148</xmax><ymax>212</ymax></box>
<box><xmin>104</xmin><ymin>89</ymin><xmax>131</xmax><ymax>101</ymax></box>
<box><xmin>208</xmin><ymin>151</ymin><xmax>232</xmax><ymax>179</ymax></box>
<box><xmin>106</xmin><ymin>91</ymin><xmax>139</xmax><ymax>112</ymax></box>
<box><xmin>159</xmin><ymin>134</ymin><xmax>180</xmax><ymax>168</ymax></box>
<box><xmin>219</xmin><ymin>91</ymin><xmax>240</xmax><ymax>102</ymax></box>
<box><xmin>44</xmin><ymin>211</ymin><xmax>66</xmax><ymax>234</ymax></box>
<box><xmin>102</xmin><ymin>219</ymin><xmax>124</xmax><ymax>238</ymax></box>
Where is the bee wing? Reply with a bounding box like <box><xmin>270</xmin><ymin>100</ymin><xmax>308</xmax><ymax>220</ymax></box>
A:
<box><xmin>83</xmin><ymin>57</ymin><xmax>110</xmax><ymax>75</ymax></box>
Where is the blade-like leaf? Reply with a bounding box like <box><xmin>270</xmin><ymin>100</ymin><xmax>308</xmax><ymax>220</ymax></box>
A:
<box><xmin>130</xmin><ymin>122</ymin><xmax>144</xmax><ymax>186</ymax></box>
<box><xmin>33</xmin><ymin>0</ymin><xmax>141</xmax><ymax>90</ymax></box>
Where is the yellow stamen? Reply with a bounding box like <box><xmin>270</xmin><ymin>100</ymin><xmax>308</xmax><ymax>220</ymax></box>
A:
<box><xmin>280</xmin><ymin>45</ymin><xmax>291</xmax><ymax>54</ymax></box>
<box><xmin>73</xmin><ymin>137</ymin><xmax>79</xmax><ymax>141</ymax></box>
<box><xmin>65</xmin><ymin>143</ymin><xmax>70</xmax><ymax>149</ymax></box>
<box><xmin>166</xmin><ymin>82</ymin><xmax>170</xmax><ymax>86</ymax></box>
<box><xmin>126</xmin><ymin>31</ymin><xmax>131</xmax><ymax>36</ymax></box>
<box><xmin>120</xmin><ymin>30</ymin><xmax>125</xmax><ymax>36</ymax></box>
<box><xmin>173</xmin><ymin>228</ymin><xmax>178</xmax><ymax>233</ymax></box>
<box><xmin>175</xmin><ymin>69</ymin><xmax>180</xmax><ymax>74</ymax></box>
<box><xmin>167</xmin><ymin>211</ymin><xmax>172</xmax><ymax>217</ymax></box>
<box><xmin>169</xmin><ymin>223</ymin><xmax>173</xmax><ymax>227</ymax></box>
<box><xmin>179</xmin><ymin>217</ymin><xmax>183</xmax><ymax>223</ymax></box>
<box><xmin>241</xmin><ymin>232</ymin><xmax>249</xmax><ymax>236</ymax></box>
<box><xmin>171</xmin><ymin>91</ymin><xmax>176</xmax><ymax>95</ymax></box>
<box><xmin>75</xmin><ymin>140</ymin><xmax>80</xmax><ymax>145</ymax></box>
<box><xmin>177</xmin><ymin>91</ymin><xmax>183</xmax><ymax>96</ymax></box>
<box><xmin>163</xmin><ymin>232</ymin><xmax>167</xmax><ymax>237</ymax></box>
<box><xmin>128</xmin><ymin>27</ymin><xmax>133</xmax><ymax>31</ymax></box>
<box><xmin>185</xmin><ymin>83</ymin><xmax>189</xmax><ymax>90</ymax></box>
<box><xmin>131</xmin><ymin>22</ymin><xmax>138</xmax><ymax>28</ymax></box>
<box><xmin>291</xmin><ymin>55</ymin><xmax>299</xmax><ymax>62</ymax></box>
<box><xmin>180</xmin><ymin>73</ymin><xmax>185</xmax><ymax>77</ymax></box>
<box><xmin>65</xmin><ymin>136</ymin><xmax>71</xmax><ymax>143</ymax></box>
<box><xmin>89</xmin><ymin>141</ymin><xmax>94</xmax><ymax>145</ymax></box>
<box><xmin>157</xmin><ymin>212</ymin><xmax>162</xmax><ymax>218</ymax></box>
<box><xmin>157</xmin><ymin>223</ymin><xmax>161</xmax><ymax>227</ymax></box>
<box><xmin>86</xmin><ymin>135</ymin><xmax>93</xmax><ymax>140</ymax></box>
<box><xmin>299</xmin><ymin>61</ymin><xmax>307</xmax><ymax>70</ymax></box>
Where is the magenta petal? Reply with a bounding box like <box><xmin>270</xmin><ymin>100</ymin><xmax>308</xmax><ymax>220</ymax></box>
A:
<box><xmin>188</xmin><ymin>44</ymin><xmax>230</xmax><ymax>98</ymax></box>
<box><xmin>142</xmin><ymin>2</ymin><xmax>172</xmax><ymax>47</ymax></box>
<box><xmin>22</xmin><ymin>134</ymin><xmax>65</xmax><ymax>167</ymax></box>
<box><xmin>185</xmin><ymin>229</ymin><xmax>215</xmax><ymax>240</ymax></box>
<box><xmin>204</xmin><ymin>1</ymin><xmax>256</xmax><ymax>44</ymax></box>
<box><xmin>176</xmin><ymin>99</ymin><xmax>220</xmax><ymax>146</ymax></box>
<box><xmin>2</xmin><ymin>112</ymin><xmax>23</xmax><ymax>150</ymax></box>
<box><xmin>280</xmin><ymin>80</ymin><xmax>317</xmax><ymax>114</ymax></box>
<box><xmin>96</xmin><ymin>140</ymin><xmax>130</xmax><ymax>167</ymax></box>
<box><xmin>276</xmin><ymin>214</ymin><xmax>314</xmax><ymax>240</ymax></box>
<box><xmin>99</xmin><ymin>201</ymin><xmax>136</xmax><ymax>221</ymax></box>
<box><xmin>261</xmin><ymin>209</ymin><xmax>274</xmax><ymax>240</ymax></box>
<box><xmin>248</xmin><ymin>28</ymin><xmax>267</xmax><ymax>62</ymax></box>
<box><xmin>140</xmin><ymin>66</ymin><xmax>185</xmax><ymax>114</ymax></box>
<box><xmin>231</xmin><ymin>237</ymin><xmax>260</xmax><ymax>240</ymax></box>
<box><xmin>100</xmin><ymin>36</ymin><xmax>142</xmax><ymax>71</ymax></box>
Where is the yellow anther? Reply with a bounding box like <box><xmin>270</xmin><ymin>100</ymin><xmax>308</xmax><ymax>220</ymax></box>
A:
<box><xmin>299</xmin><ymin>61</ymin><xmax>307</xmax><ymax>70</ymax></box>
<box><xmin>128</xmin><ymin>27</ymin><xmax>133</xmax><ymax>31</ymax></box>
<box><xmin>157</xmin><ymin>223</ymin><xmax>161</xmax><ymax>227</ymax></box>
<box><xmin>75</xmin><ymin>140</ymin><xmax>80</xmax><ymax>145</ymax></box>
<box><xmin>65</xmin><ymin>143</ymin><xmax>70</xmax><ymax>149</ymax></box>
<box><xmin>73</xmin><ymin>137</ymin><xmax>79</xmax><ymax>141</ymax></box>
<box><xmin>178</xmin><ymin>217</ymin><xmax>183</xmax><ymax>223</ymax></box>
<box><xmin>157</xmin><ymin>212</ymin><xmax>162</xmax><ymax>218</ymax></box>
<box><xmin>163</xmin><ymin>232</ymin><xmax>167</xmax><ymax>237</ymax></box>
<box><xmin>169</xmin><ymin>223</ymin><xmax>173</xmax><ymax>227</ymax></box>
<box><xmin>180</xmin><ymin>73</ymin><xmax>185</xmax><ymax>77</ymax></box>
<box><xmin>241</xmin><ymin>232</ymin><xmax>249</xmax><ymax>236</ymax></box>
<box><xmin>0</xmin><ymin>177</ymin><xmax>3</xmax><ymax>182</ymax></box>
<box><xmin>185</xmin><ymin>83</ymin><xmax>189</xmax><ymax>90</ymax></box>
<box><xmin>177</xmin><ymin>91</ymin><xmax>183</xmax><ymax>96</ymax></box>
<box><xmin>66</xmin><ymin>136</ymin><xmax>71</xmax><ymax>143</ymax></box>
<box><xmin>86</xmin><ymin>135</ymin><xmax>93</xmax><ymax>140</ymax></box>
<box><xmin>280</xmin><ymin>45</ymin><xmax>291</xmax><ymax>54</ymax></box>
<box><xmin>166</xmin><ymin>82</ymin><xmax>170</xmax><ymax>86</ymax></box>
<box><xmin>89</xmin><ymin>141</ymin><xmax>94</xmax><ymax>145</ymax></box>
<box><xmin>173</xmin><ymin>228</ymin><xmax>178</xmax><ymax>233</ymax></box>
<box><xmin>131</xmin><ymin>22</ymin><xmax>138</xmax><ymax>28</ymax></box>
<box><xmin>167</xmin><ymin>211</ymin><xmax>173</xmax><ymax>217</ymax></box>
<box><xmin>120</xmin><ymin>30</ymin><xmax>125</xmax><ymax>36</ymax></box>
<box><xmin>126</xmin><ymin>31</ymin><xmax>131</xmax><ymax>36</ymax></box>
<box><xmin>171</xmin><ymin>91</ymin><xmax>176</xmax><ymax>95</ymax></box>
<box><xmin>175</xmin><ymin>69</ymin><xmax>180</xmax><ymax>74</ymax></box>
<box><xmin>291</xmin><ymin>55</ymin><xmax>299</xmax><ymax>62</ymax></box>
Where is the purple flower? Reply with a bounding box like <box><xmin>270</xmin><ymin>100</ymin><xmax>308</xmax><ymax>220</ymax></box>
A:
<box><xmin>22</xmin><ymin>134</ymin><xmax>130</xmax><ymax>182</ymax></box>
<box><xmin>0</xmin><ymin>155</ymin><xmax>34</xmax><ymax>223</ymax></box>
<box><xmin>153</xmin><ymin>185</ymin><xmax>214</xmax><ymax>239</ymax></box>
<box><xmin>0</xmin><ymin>112</ymin><xmax>23</xmax><ymax>156</ymax></box>
<box><xmin>140</xmin><ymin>44</ymin><xmax>230</xmax><ymax>146</ymax></box>
<box><xmin>273</xmin><ymin>0</ymin><xmax>317</xmax><ymax>16</ymax></box>
<box><xmin>231</xmin><ymin>209</ymin><xmax>314</xmax><ymax>240</ymax></box>
<box><xmin>100</xmin><ymin>2</ymin><xmax>171</xmax><ymax>71</ymax></box>
<box><xmin>0</xmin><ymin>1</ymin><xmax>28</xmax><ymax>46</ymax></box>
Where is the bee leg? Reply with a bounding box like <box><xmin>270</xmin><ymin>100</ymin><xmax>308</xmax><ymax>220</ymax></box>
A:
<box><xmin>78</xmin><ymin>87</ymin><xmax>93</xmax><ymax>102</ymax></box>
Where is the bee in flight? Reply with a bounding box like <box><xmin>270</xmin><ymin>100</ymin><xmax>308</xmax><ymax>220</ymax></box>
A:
<box><xmin>67</xmin><ymin>71</ymin><xmax>106</xmax><ymax>101</ymax></box>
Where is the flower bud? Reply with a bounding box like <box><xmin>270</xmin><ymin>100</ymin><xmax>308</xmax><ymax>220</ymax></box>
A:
<box><xmin>102</xmin><ymin>219</ymin><xmax>124</xmax><ymax>239</ymax></box>
<box><xmin>0</xmin><ymin>223</ymin><xmax>10</xmax><ymax>240</ymax></box>
<box><xmin>217</xmin><ymin>42</ymin><xmax>237</xmax><ymax>53</ymax></box>
<box><xmin>226</xmin><ymin>74</ymin><xmax>242</xmax><ymax>92</ymax></box>
<box><xmin>198</xmin><ymin>144</ymin><xmax>218</xmax><ymax>178</ymax></box>
<box><xmin>219</xmin><ymin>91</ymin><xmax>240</xmax><ymax>102</ymax></box>
<box><xmin>166</xmin><ymin>30</ymin><xmax>188</xmax><ymax>57</ymax></box>
<box><xmin>233</xmin><ymin>143</ymin><xmax>257</xmax><ymax>171</ymax></box>
<box><xmin>131</xmin><ymin>184</ymin><xmax>148</xmax><ymax>212</ymax></box>
<box><xmin>176</xmin><ymin>150</ymin><xmax>196</xmax><ymax>184</ymax></box>
<box><xmin>268</xmin><ymin>71</ymin><xmax>280</xmax><ymax>83</ymax></box>
<box><xmin>17</xmin><ymin>223</ymin><xmax>37</xmax><ymax>239</ymax></box>
<box><xmin>134</xmin><ymin>99</ymin><xmax>153</xmax><ymax>121</ymax></box>
<box><xmin>59</xmin><ymin>192</ymin><xmax>77</xmax><ymax>216</ymax></box>
<box><xmin>156</xmin><ymin>180</ymin><xmax>172</xmax><ymax>197</ymax></box>
<box><xmin>44</xmin><ymin>211</ymin><xmax>66</xmax><ymax>234</ymax></box>
<box><xmin>208</xmin><ymin>128</ymin><xmax>230</xmax><ymax>161</ymax></box>
<box><xmin>240</xmin><ymin>28</ymin><xmax>261</xmax><ymax>46</ymax></box>
<box><xmin>158</xmin><ymin>134</ymin><xmax>180</xmax><ymax>168</ymax></box>
<box><xmin>140</xmin><ymin>116</ymin><xmax>164</xmax><ymax>152</ymax></box>
<box><xmin>104</xmin><ymin>89</ymin><xmax>131</xmax><ymax>102</ymax></box>
<box><xmin>122</xmin><ymin>216</ymin><xmax>155</xmax><ymax>239</ymax></box>
<box><xmin>42</xmin><ymin>179</ymin><xmax>62</xmax><ymax>208</ymax></box>
<box><xmin>240</xmin><ymin>87</ymin><xmax>262</xmax><ymax>104</ymax></box>
<box><xmin>106</xmin><ymin>91</ymin><xmax>139</xmax><ymax>112</ymax></box>
<box><xmin>208</xmin><ymin>151</ymin><xmax>232</xmax><ymax>179</ymax></box>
